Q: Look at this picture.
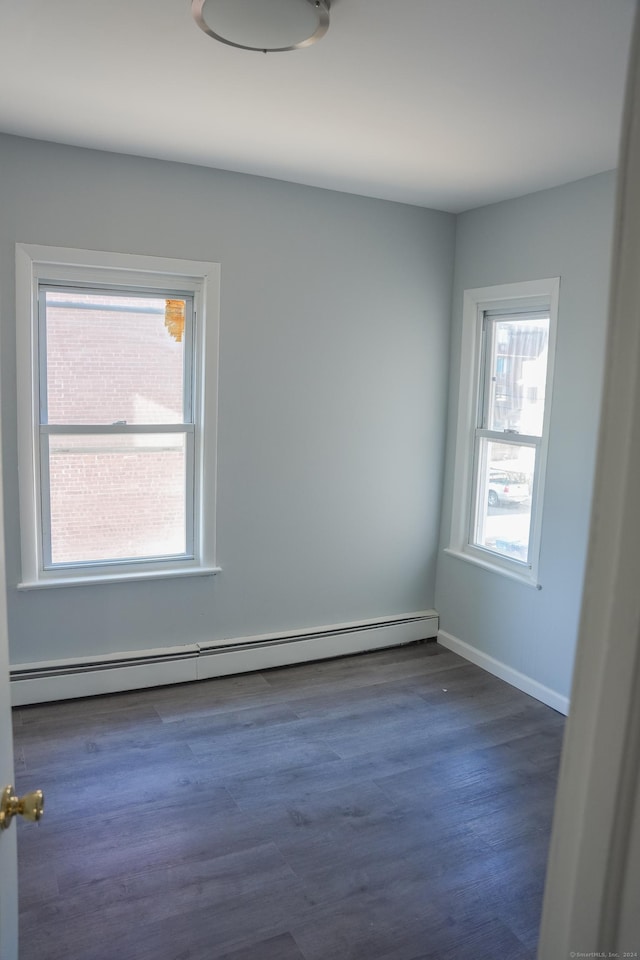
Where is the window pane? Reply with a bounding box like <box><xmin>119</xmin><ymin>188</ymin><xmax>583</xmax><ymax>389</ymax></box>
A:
<box><xmin>44</xmin><ymin>291</ymin><xmax>186</xmax><ymax>425</ymax></box>
<box><xmin>47</xmin><ymin>433</ymin><xmax>187</xmax><ymax>565</ymax></box>
<box><xmin>487</xmin><ymin>316</ymin><xmax>549</xmax><ymax>436</ymax></box>
<box><xmin>473</xmin><ymin>440</ymin><xmax>534</xmax><ymax>563</ymax></box>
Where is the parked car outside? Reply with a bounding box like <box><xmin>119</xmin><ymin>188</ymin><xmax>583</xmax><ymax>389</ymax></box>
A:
<box><xmin>487</xmin><ymin>469</ymin><xmax>530</xmax><ymax>506</ymax></box>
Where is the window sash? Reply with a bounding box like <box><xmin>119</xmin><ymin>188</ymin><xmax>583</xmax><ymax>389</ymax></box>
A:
<box><xmin>36</xmin><ymin>282</ymin><xmax>197</xmax><ymax>571</ymax></box>
<box><xmin>38</xmin><ymin>425</ymin><xmax>196</xmax><ymax>570</ymax></box>
<box><xmin>479</xmin><ymin>311</ymin><xmax>550</xmax><ymax>437</ymax></box>
<box><xmin>469</xmin><ymin>434</ymin><xmax>540</xmax><ymax>567</ymax></box>
<box><xmin>468</xmin><ymin>306</ymin><xmax>551</xmax><ymax>569</ymax></box>
<box><xmin>37</xmin><ymin>284</ymin><xmax>195</xmax><ymax>427</ymax></box>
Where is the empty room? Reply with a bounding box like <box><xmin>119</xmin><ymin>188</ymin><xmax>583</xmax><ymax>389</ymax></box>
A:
<box><xmin>0</xmin><ymin>1</ymin><xmax>638</xmax><ymax>959</ymax></box>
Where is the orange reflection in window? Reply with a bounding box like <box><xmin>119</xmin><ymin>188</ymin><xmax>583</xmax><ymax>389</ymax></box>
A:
<box><xmin>164</xmin><ymin>300</ymin><xmax>185</xmax><ymax>342</ymax></box>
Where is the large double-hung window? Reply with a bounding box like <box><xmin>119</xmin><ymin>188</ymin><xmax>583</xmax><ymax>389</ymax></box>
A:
<box><xmin>16</xmin><ymin>246</ymin><xmax>220</xmax><ymax>587</ymax></box>
<box><xmin>448</xmin><ymin>279</ymin><xmax>559</xmax><ymax>586</ymax></box>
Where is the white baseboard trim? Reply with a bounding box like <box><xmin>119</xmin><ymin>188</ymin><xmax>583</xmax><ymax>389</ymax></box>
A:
<box><xmin>437</xmin><ymin>629</ymin><xmax>570</xmax><ymax>716</ymax></box>
<box><xmin>11</xmin><ymin>611</ymin><xmax>439</xmax><ymax>706</ymax></box>
<box><xmin>10</xmin><ymin>646</ymin><xmax>200</xmax><ymax>706</ymax></box>
<box><xmin>196</xmin><ymin>615</ymin><xmax>437</xmax><ymax>680</ymax></box>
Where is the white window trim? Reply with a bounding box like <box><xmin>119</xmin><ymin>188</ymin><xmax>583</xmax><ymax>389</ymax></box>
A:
<box><xmin>446</xmin><ymin>277</ymin><xmax>559</xmax><ymax>588</ymax></box>
<box><xmin>15</xmin><ymin>244</ymin><xmax>221</xmax><ymax>588</ymax></box>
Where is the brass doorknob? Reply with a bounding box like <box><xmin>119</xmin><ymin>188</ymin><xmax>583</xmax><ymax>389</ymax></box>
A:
<box><xmin>0</xmin><ymin>785</ymin><xmax>44</xmax><ymax>830</ymax></box>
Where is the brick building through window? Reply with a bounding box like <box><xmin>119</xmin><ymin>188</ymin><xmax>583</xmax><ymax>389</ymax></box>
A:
<box><xmin>42</xmin><ymin>290</ymin><xmax>191</xmax><ymax>566</ymax></box>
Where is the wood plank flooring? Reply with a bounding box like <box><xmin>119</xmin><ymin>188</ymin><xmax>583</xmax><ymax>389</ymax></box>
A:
<box><xmin>12</xmin><ymin>641</ymin><xmax>565</xmax><ymax>960</ymax></box>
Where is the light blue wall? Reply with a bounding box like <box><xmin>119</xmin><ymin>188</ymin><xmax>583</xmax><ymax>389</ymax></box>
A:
<box><xmin>0</xmin><ymin>135</ymin><xmax>616</xmax><ymax>694</ymax></box>
<box><xmin>0</xmin><ymin>134</ymin><xmax>455</xmax><ymax>664</ymax></box>
<box><xmin>435</xmin><ymin>171</ymin><xmax>617</xmax><ymax>701</ymax></box>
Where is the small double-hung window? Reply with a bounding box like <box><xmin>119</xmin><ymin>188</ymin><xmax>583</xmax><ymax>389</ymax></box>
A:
<box><xmin>448</xmin><ymin>279</ymin><xmax>559</xmax><ymax>586</ymax></box>
<box><xmin>16</xmin><ymin>246</ymin><xmax>220</xmax><ymax>587</ymax></box>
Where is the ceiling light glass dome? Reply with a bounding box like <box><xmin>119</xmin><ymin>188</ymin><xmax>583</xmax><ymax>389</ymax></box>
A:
<box><xmin>192</xmin><ymin>0</ymin><xmax>331</xmax><ymax>53</ymax></box>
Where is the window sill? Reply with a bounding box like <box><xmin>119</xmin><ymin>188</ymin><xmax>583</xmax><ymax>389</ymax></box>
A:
<box><xmin>17</xmin><ymin>565</ymin><xmax>221</xmax><ymax>590</ymax></box>
<box><xmin>443</xmin><ymin>547</ymin><xmax>541</xmax><ymax>590</ymax></box>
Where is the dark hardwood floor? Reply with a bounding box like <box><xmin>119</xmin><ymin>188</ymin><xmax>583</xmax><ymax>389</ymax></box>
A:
<box><xmin>12</xmin><ymin>641</ymin><xmax>564</xmax><ymax>960</ymax></box>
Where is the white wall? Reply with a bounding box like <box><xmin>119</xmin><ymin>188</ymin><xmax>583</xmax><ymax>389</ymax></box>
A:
<box><xmin>436</xmin><ymin>171</ymin><xmax>616</xmax><ymax>706</ymax></box>
<box><xmin>0</xmin><ymin>134</ymin><xmax>455</xmax><ymax>665</ymax></box>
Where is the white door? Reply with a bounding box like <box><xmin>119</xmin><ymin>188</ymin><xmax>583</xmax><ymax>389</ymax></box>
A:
<box><xmin>538</xmin><ymin>7</ymin><xmax>640</xmax><ymax>956</ymax></box>
<box><xmin>0</xmin><ymin>426</ymin><xmax>18</xmax><ymax>960</ymax></box>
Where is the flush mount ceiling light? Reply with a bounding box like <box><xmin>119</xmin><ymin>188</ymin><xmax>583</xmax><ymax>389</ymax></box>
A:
<box><xmin>191</xmin><ymin>0</ymin><xmax>330</xmax><ymax>53</ymax></box>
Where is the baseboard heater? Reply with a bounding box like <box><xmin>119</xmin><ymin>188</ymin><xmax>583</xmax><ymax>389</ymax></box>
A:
<box><xmin>10</xmin><ymin>610</ymin><xmax>439</xmax><ymax>706</ymax></box>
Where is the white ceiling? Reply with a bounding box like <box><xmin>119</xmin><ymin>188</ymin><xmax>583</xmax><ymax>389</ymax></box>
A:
<box><xmin>0</xmin><ymin>0</ymin><xmax>635</xmax><ymax>213</ymax></box>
